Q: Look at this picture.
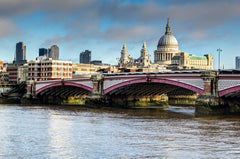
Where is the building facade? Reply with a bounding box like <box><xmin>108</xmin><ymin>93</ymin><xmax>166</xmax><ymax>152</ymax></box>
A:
<box><xmin>28</xmin><ymin>59</ymin><xmax>72</xmax><ymax>81</ymax></box>
<box><xmin>80</xmin><ymin>50</ymin><xmax>91</xmax><ymax>64</ymax></box>
<box><xmin>72</xmin><ymin>63</ymin><xmax>97</xmax><ymax>76</ymax></box>
<box><xmin>6</xmin><ymin>64</ymin><xmax>18</xmax><ymax>83</ymax></box>
<box><xmin>0</xmin><ymin>72</ymin><xmax>9</xmax><ymax>84</ymax></box>
<box><xmin>236</xmin><ymin>56</ymin><xmax>240</xmax><ymax>69</ymax></box>
<box><xmin>171</xmin><ymin>53</ymin><xmax>213</xmax><ymax>70</ymax></box>
<box><xmin>18</xmin><ymin>64</ymin><xmax>28</xmax><ymax>83</ymax></box>
<box><xmin>49</xmin><ymin>45</ymin><xmax>59</xmax><ymax>60</ymax></box>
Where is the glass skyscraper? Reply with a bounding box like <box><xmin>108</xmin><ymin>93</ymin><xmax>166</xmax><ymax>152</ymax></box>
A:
<box><xmin>80</xmin><ymin>50</ymin><xmax>91</xmax><ymax>64</ymax></box>
<box><xmin>14</xmin><ymin>42</ymin><xmax>26</xmax><ymax>61</ymax></box>
<box><xmin>236</xmin><ymin>56</ymin><xmax>240</xmax><ymax>69</ymax></box>
<box><xmin>49</xmin><ymin>45</ymin><xmax>59</xmax><ymax>60</ymax></box>
<box><xmin>39</xmin><ymin>48</ymin><xmax>48</xmax><ymax>57</ymax></box>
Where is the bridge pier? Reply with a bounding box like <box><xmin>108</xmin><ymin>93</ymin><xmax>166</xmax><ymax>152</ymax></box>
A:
<box><xmin>25</xmin><ymin>80</ymin><xmax>35</xmax><ymax>98</ymax></box>
<box><xmin>85</xmin><ymin>74</ymin><xmax>105</xmax><ymax>107</ymax></box>
<box><xmin>195</xmin><ymin>71</ymin><xmax>228</xmax><ymax>116</ymax></box>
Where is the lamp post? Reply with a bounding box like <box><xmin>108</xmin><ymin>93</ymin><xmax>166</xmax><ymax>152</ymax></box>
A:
<box><xmin>217</xmin><ymin>48</ymin><xmax>222</xmax><ymax>71</ymax></box>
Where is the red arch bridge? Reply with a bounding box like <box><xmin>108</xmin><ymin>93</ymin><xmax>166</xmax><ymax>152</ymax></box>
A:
<box><xmin>26</xmin><ymin>70</ymin><xmax>240</xmax><ymax>100</ymax></box>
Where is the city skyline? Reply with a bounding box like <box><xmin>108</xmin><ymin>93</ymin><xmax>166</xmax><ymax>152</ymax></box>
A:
<box><xmin>0</xmin><ymin>0</ymin><xmax>240</xmax><ymax>69</ymax></box>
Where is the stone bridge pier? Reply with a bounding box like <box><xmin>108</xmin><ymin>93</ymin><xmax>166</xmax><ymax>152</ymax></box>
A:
<box><xmin>201</xmin><ymin>71</ymin><xmax>218</xmax><ymax>96</ymax></box>
<box><xmin>85</xmin><ymin>74</ymin><xmax>105</xmax><ymax>107</ymax></box>
<box><xmin>196</xmin><ymin>71</ymin><xmax>240</xmax><ymax>115</ymax></box>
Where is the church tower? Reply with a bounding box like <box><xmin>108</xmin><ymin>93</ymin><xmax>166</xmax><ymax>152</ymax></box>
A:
<box><xmin>119</xmin><ymin>42</ymin><xmax>130</xmax><ymax>67</ymax></box>
<box><xmin>139</xmin><ymin>40</ymin><xmax>150</xmax><ymax>67</ymax></box>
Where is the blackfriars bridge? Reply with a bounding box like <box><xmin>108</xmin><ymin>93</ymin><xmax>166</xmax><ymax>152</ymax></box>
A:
<box><xmin>25</xmin><ymin>70</ymin><xmax>240</xmax><ymax>101</ymax></box>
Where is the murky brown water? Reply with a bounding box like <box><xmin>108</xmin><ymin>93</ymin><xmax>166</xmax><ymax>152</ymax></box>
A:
<box><xmin>0</xmin><ymin>104</ymin><xmax>239</xmax><ymax>158</ymax></box>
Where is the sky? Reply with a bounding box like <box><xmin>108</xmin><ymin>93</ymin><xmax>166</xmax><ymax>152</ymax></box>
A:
<box><xmin>0</xmin><ymin>0</ymin><xmax>240</xmax><ymax>69</ymax></box>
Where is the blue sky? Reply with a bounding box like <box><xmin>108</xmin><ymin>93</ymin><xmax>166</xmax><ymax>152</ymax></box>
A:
<box><xmin>0</xmin><ymin>0</ymin><xmax>240</xmax><ymax>69</ymax></box>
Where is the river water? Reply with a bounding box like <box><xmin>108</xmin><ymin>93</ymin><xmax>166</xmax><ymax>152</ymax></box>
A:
<box><xmin>0</xmin><ymin>104</ymin><xmax>239</xmax><ymax>159</ymax></box>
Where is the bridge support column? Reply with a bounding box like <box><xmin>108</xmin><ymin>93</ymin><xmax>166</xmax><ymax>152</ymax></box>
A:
<box><xmin>196</xmin><ymin>71</ymin><xmax>227</xmax><ymax>116</ymax></box>
<box><xmin>91</xmin><ymin>74</ymin><xmax>104</xmax><ymax>94</ymax></box>
<box><xmin>201</xmin><ymin>71</ymin><xmax>218</xmax><ymax>96</ymax></box>
<box><xmin>26</xmin><ymin>80</ymin><xmax>35</xmax><ymax>98</ymax></box>
<box><xmin>85</xmin><ymin>74</ymin><xmax>105</xmax><ymax>107</ymax></box>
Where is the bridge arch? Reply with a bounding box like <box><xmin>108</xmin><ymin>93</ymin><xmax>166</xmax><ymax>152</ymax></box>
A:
<box><xmin>36</xmin><ymin>81</ymin><xmax>93</xmax><ymax>95</ymax></box>
<box><xmin>219</xmin><ymin>85</ymin><xmax>240</xmax><ymax>97</ymax></box>
<box><xmin>104</xmin><ymin>78</ymin><xmax>204</xmax><ymax>95</ymax></box>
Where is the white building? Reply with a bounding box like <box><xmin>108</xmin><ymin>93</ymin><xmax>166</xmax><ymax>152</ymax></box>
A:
<box><xmin>28</xmin><ymin>58</ymin><xmax>72</xmax><ymax>81</ymax></box>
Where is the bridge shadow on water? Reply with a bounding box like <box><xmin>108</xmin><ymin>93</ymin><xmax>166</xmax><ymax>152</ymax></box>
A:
<box><xmin>20</xmin><ymin>104</ymin><xmax>195</xmax><ymax>120</ymax></box>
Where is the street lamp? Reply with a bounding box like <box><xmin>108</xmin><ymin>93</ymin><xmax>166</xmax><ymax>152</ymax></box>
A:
<box><xmin>217</xmin><ymin>48</ymin><xmax>222</xmax><ymax>71</ymax></box>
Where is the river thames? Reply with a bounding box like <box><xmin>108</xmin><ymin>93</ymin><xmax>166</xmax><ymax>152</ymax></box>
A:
<box><xmin>0</xmin><ymin>104</ymin><xmax>239</xmax><ymax>158</ymax></box>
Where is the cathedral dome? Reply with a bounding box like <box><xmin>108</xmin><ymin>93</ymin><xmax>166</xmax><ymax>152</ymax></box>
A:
<box><xmin>158</xmin><ymin>34</ymin><xmax>178</xmax><ymax>47</ymax></box>
<box><xmin>157</xmin><ymin>18</ymin><xmax>179</xmax><ymax>51</ymax></box>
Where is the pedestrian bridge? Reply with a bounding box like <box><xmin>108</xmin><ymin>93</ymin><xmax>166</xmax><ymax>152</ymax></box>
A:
<box><xmin>30</xmin><ymin>70</ymin><xmax>240</xmax><ymax>98</ymax></box>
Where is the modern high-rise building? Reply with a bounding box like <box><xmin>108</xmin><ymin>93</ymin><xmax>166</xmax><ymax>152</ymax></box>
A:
<box><xmin>80</xmin><ymin>50</ymin><xmax>91</xmax><ymax>64</ymax></box>
<box><xmin>236</xmin><ymin>56</ymin><xmax>240</xmax><ymax>69</ymax></box>
<box><xmin>39</xmin><ymin>48</ymin><xmax>48</xmax><ymax>57</ymax></box>
<box><xmin>49</xmin><ymin>45</ymin><xmax>59</xmax><ymax>60</ymax></box>
<box><xmin>14</xmin><ymin>42</ymin><xmax>26</xmax><ymax>63</ymax></box>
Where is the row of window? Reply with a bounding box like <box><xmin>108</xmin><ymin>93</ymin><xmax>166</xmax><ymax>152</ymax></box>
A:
<box><xmin>29</xmin><ymin>63</ymin><xmax>72</xmax><ymax>66</ymax></box>
<box><xmin>28</xmin><ymin>73</ymin><xmax>72</xmax><ymax>76</ymax></box>
<box><xmin>28</xmin><ymin>68</ymin><xmax>72</xmax><ymax>71</ymax></box>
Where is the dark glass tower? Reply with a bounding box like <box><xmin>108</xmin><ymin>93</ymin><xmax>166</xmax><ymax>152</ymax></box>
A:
<box><xmin>39</xmin><ymin>48</ymin><xmax>48</xmax><ymax>57</ymax></box>
<box><xmin>14</xmin><ymin>42</ymin><xmax>26</xmax><ymax>61</ymax></box>
<box><xmin>80</xmin><ymin>50</ymin><xmax>91</xmax><ymax>64</ymax></box>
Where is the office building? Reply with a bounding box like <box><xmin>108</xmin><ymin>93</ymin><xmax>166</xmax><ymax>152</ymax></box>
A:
<box><xmin>80</xmin><ymin>50</ymin><xmax>91</xmax><ymax>64</ymax></box>
<box><xmin>6</xmin><ymin>64</ymin><xmax>18</xmax><ymax>83</ymax></box>
<box><xmin>72</xmin><ymin>63</ymin><xmax>96</xmax><ymax>76</ymax></box>
<box><xmin>28</xmin><ymin>59</ymin><xmax>72</xmax><ymax>81</ymax></box>
<box><xmin>236</xmin><ymin>56</ymin><xmax>240</xmax><ymax>69</ymax></box>
<box><xmin>39</xmin><ymin>48</ymin><xmax>48</xmax><ymax>57</ymax></box>
<box><xmin>49</xmin><ymin>45</ymin><xmax>59</xmax><ymax>60</ymax></box>
<box><xmin>13</xmin><ymin>42</ymin><xmax>27</xmax><ymax>65</ymax></box>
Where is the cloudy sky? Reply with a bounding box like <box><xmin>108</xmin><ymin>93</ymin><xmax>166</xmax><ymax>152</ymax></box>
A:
<box><xmin>0</xmin><ymin>0</ymin><xmax>240</xmax><ymax>69</ymax></box>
